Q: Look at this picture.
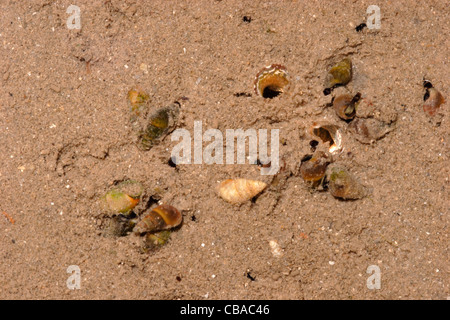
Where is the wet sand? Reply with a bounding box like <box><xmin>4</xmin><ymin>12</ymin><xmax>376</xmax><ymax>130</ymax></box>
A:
<box><xmin>0</xmin><ymin>0</ymin><xmax>448</xmax><ymax>299</ymax></box>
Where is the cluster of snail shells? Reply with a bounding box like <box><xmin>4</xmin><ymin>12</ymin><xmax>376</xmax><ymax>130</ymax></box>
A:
<box><xmin>99</xmin><ymin>180</ymin><xmax>183</xmax><ymax>250</ymax></box>
<box><xmin>297</xmin><ymin>58</ymin><xmax>369</xmax><ymax>197</ymax></box>
<box><xmin>298</xmin><ymin>151</ymin><xmax>368</xmax><ymax>200</ymax></box>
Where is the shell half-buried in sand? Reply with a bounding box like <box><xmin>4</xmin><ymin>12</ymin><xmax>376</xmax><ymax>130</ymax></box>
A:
<box><xmin>254</xmin><ymin>64</ymin><xmax>289</xmax><ymax>98</ymax></box>
<box><xmin>128</xmin><ymin>87</ymin><xmax>150</xmax><ymax>118</ymax></box>
<box><xmin>423</xmin><ymin>87</ymin><xmax>444</xmax><ymax>116</ymax></box>
<box><xmin>100</xmin><ymin>180</ymin><xmax>143</xmax><ymax>216</ymax></box>
<box><xmin>326</xmin><ymin>165</ymin><xmax>367</xmax><ymax>200</ymax></box>
<box><xmin>332</xmin><ymin>93</ymin><xmax>360</xmax><ymax>120</ymax></box>
<box><xmin>137</xmin><ymin>103</ymin><xmax>180</xmax><ymax>151</ymax></box>
<box><xmin>144</xmin><ymin>230</ymin><xmax>172</xmax><ymax>251</ymax></box>
<box><xmin>218</xmin><ymin>179</ymin><xmax>268</xmax><ymax>204</ymax></box>
<box><xmin>299</xmin><ymin>151</ymin><xmax>331</xmax><ymax>184</ymax></box>
<box><xmin>348</xmin><ymin>118</ymin><xmax>394</xmax><ymax>144</ymax></box>
<box><xmin>133</xmin><ymin>204</ymin><xmax>182</xmax><ymax>234</ymax></box>
<box><xmin>325</xmin><ymin>58</ymin><xmax>352</xmax><ymax>89</ymax></box>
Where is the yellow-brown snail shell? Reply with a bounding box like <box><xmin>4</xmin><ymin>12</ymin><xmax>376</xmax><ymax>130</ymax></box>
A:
<box><xmin>299</xmin><ymin>151</ymin><xmax>331</xmax><ymax>183</ymax></box>
<box><xmin>254</xmin><ymin>64</ymin><xmax>289</xmax><ymax>98</ymax></box>
<box><xmin>100</xmin><ymin>180</ymin><xmax>143</xmax><ymax>216</ymax></box>
<box><xmin>325</xmin><ymin>58</ymin><xmax>352</xmax><ymax>89</ymax></box>
<box><xmin>128</xmin><ymin>87</ymin><xmax>150</xmax><ymax>118</ymax></box>
<box><xmin>332</xmin><ymin>93</ymin><xmax>361</xmax><ymax>120</ymax></box>
<box><xmin>133</xmin><ymin>204</ymin><xmax>182</xmax><ymax>234</ymax></box>
<box><xmin>137</xmin><ymin>103</ymin><xmax>180</xmax><ymax>151</ymax></box>
<box><xmin>218</xmin><ymin>179</ymin><xmax>268</xmax><ymax>204</ymax></box>
<box><xmin>310</xmin><ymin>123</ymin><xmax>343</xmax><ymax>154</ymax></box>
<box><xmin>327</xmin><ymin>165</ymin><xmax>367</xmax><ymax>200</ymax></box>
<box><xmin>101</xmin><ymin>191</ymin><xmax>139</xmax><ymax>214</ymax></box>
<box><xmin>423</xmin><ymin>87</ymin><xmax>444</xmax><ymax>116</ymax></box>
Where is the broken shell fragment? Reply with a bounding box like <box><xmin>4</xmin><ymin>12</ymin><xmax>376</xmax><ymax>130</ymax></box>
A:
<box><xmin>128</xmin><ymin>88</ymin><xmax>150</xmax><ymax>117</ymax></box>
<box><xmin>133</xmin><ymin>204</ymin><xmax>182</xmax><ymax>234</ymax></box>
<box><xmin>310</xmin><ymin>123</ymin><xmax>343</xmax><ymax>154</ymax></box>
<box><xmin>254</xmin><ymin>64</ymin><xmax>289</xmax><ymax>98</ymax></box>
<box><xmin>348</xmin><ymin>118</ymin><xmax>394</xmax><ymax>144</ymax></box>
<box><xmin>269</xmin><ymin>240</ymin><xmax>284</xmax><ymax>258</ymax></box>
<box><xmin>144</xmin><ymin>230</ymin><xmax>172</xmax><ymax>251</ymax></box>
<box><xmin>218</xmin><ymin>179</ymin><xmax>268</xmax><ymax>204</ymax></box>
<box><xmin>138</xmin><ymin>103</ymin><xmax>180</xmax><ymax>151</ymax></box>
<box><xmin>327</xmin><ymin>165</ymin><xmax>367</xmax><ymax>200</ymax></box>
<box><xmin>300</xmin><ymin>151</ymin><xmax>331</xmax><ymax>183</ymax></box>
<box><xmin>423</xmin><ymin>87</ymin><xmax>444</xmax><ymax>116</ymax></box>
<box><xmin>332</xmin><ymin>93</ymin><xmax>361</xmax><ymax>120</ymax></box>
<box><xmin>325</xmin><ymin>58</ymin><xmax>352</xmax><ymax>90</ymax></box>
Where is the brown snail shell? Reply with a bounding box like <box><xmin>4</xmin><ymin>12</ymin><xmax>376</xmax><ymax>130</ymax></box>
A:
<box><xmin>325</xmin><ymin>58</ymin><xmax>352</xmax><ymax>90</ymax></box>
<box><xmin>218</xmin><ymin>179</ymin><xmax>268</xmax><ymax>204</ymax></box>
<box><xmin>327</xmin><ymin>165</ymin><xmax>367</xmax><ymax>200</ymax></box>
<box><xmin>423</xmin><ymin>87</ymin><xmax>444</xmax><ymax>116</ymax></box>
<box><xmin>310</xmin><ymin>123</ymin><xmax>343</xmax><ymax>154</ymax></box>
<box><xmin>133</xmin><ymin>204</ymin><xmax>182</xmax><ymax>234</ymax></box>
<box><xmin>332</xmin><ymin>93</ymin><xmax>360</xmax><ymax>120</ymax></box>
<box><xmin>299</xmin><ymin>151</ymin><xmax>331</xmax><ymax>183</ymax></box>
<box><xmin>348</xmin><ymin>118</ymin><xmax>394</xmax><ymax>144</ymax></box>
<box><xmin>254</xmin><ymin>64</ymin><xmax>289</xmax><ymax>98</ymax></box>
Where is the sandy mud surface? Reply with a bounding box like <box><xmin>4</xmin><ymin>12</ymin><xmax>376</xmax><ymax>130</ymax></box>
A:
<box><xmin>0</xmin><ymin>0</ymin><xmax>448</xmax><ymax>299</ymax></box>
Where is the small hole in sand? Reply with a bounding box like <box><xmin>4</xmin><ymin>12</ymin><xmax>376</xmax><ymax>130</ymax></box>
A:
<box><xmin>262</xmin><ymin>86</ymin><xmax>282</xmax><ymax>99</ymax></box>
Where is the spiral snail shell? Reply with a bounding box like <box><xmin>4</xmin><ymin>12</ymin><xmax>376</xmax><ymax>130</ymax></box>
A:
<box><xmin>332</xmin><ymin>93</ymin><xmax>360</xmax><ymax>120</ymax></box>
<box><xmin>324</xmin><ymin>58</ymin><xmax>352</xmax><ymax>95</ymax></box>
<box><xmin>137</xmin><ymin>103</ymin><xmax>180</xmax><ymax>151</ymax></box>
<box><xmin>218</xmin><ymin>179</ymin><xmax>268</xmax><ymax>204</ymax></box>
<box><xmin>101</xmin><ymin>191</ymin><xmax>139</xmax><ymax>214</ymax></box>
<box><xmin>100</xmin><ymin>180</ymin><xmax>143</xmax><ymax>216</ymax></box>
<box><xmin>325</xmin><ymin>58</ymin><xmax>352</xmax><ymax>88</ymax></box>
<box><xmin>133</xmin><ymin>204</ymin><xmax>182</xmax><ymax>234</ymax></box>
<box><xmin>254</xmin><ymin>64</ymin><xmax>289</xmax><ymax>98</ymax></box>
<box><xmin>299</xmin><ymin>151</ymin><xmax>331</xmax><ymax>183</ymax></box>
